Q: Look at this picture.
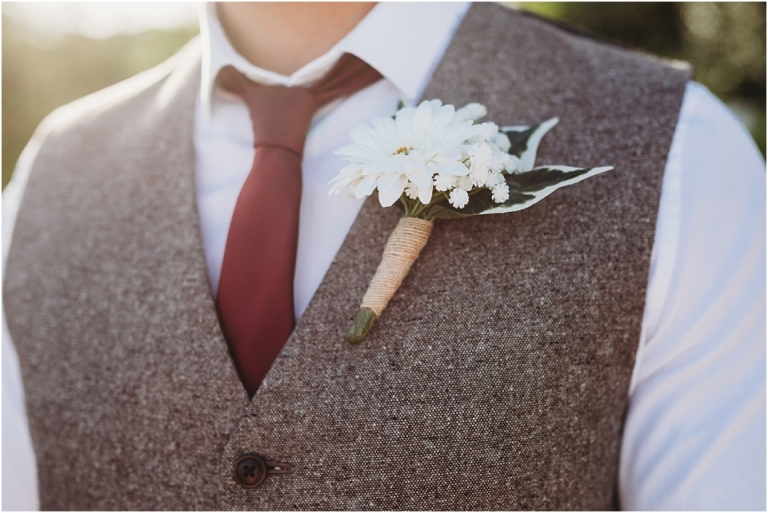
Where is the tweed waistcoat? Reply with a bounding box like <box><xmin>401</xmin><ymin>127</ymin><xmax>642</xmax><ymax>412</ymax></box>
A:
<box><xmin>4</xmin><ymin>4</ymin><xmax>691</xmax><ymax>510</ymax></box>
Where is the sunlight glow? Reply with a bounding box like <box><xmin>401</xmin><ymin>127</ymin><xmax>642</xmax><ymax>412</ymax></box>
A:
<box><xmin>3</xmin><ymin>2</ymin><xmax>200</xmax><ymax>39</ymax></box>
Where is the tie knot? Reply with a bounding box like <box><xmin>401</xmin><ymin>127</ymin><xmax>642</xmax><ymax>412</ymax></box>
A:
<box><xmin>217</xmin><ymin>55</ymin><xmax>383</xmax><ymax>158</ymax></box>
<box><xmin>218</xmin><ymin>68</ymin><xmax>318</xmax><ymax>156</ymax></box>
<box><xmin>243</xmin><ymin>85</ymin><xmax>318</xmax><ymax>157</ymax></box>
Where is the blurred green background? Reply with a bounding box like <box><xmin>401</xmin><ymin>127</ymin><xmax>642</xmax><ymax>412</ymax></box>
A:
<box><xmin>3</xmin><ymin>2</ymin><xmax>766</xmax><ymax>190</ymax></box>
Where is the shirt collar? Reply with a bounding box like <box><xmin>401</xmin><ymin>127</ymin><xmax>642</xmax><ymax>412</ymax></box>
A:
<box><xmin>199</xmin><ymin>2</ymin><xmax>470</xmax><ymax>112</ymax></box>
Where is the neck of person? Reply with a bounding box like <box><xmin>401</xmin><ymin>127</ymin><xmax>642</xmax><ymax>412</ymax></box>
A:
<box><xmin>216</xmin><ymin>2</ymin><xmax>376</xmax><ymax>76</ymax></box>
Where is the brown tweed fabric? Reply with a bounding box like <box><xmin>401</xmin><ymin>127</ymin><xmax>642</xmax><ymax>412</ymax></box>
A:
<box><xmin>4</xmin><ymin>4</ymin><xmax>691</xmax><ymax>510</ymax></box>
<box><xmin>4</xmin><ymin>42</ymin><xmax>250</xmax><ymax>510</ymax></box>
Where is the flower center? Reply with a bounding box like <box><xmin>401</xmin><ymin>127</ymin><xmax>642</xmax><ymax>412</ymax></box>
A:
<box><xmin>394</xmin><ymin>147</ymin><xmax>414</xmax><ymax>156</ymax></box>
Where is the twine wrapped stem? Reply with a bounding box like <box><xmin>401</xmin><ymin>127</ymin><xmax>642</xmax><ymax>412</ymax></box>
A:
<box><xmin>347</xmin><ymin>216</ymin><xmax>434</xmax><ymax>344</ymax></box>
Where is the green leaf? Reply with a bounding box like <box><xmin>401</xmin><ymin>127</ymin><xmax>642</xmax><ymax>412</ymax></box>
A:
<box><xmin>502</xmin><ymin>126</ymin><xmax>532</xmax><ymax>156</ymax></box>
<box><xmin>480</xmin><ymin>165</ymin><xmax>613</xmax><ymax>215</ymax></box>
<box><xmin>501</xmin><ymin>118</ymin><xmax>559</xmax><ymax>171</ymax></box>
<box><xmin>427</xmin><ymin>189</ymin><xmax>535</xmax><ymax>220</ymax></box>
<box><xmin>425</xmin><ymin>165</ymin><xmax>612</xmax><ymax>220</ymax></box>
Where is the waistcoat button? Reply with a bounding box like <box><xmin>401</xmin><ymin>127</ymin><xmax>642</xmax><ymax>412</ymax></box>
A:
<box><xmin>234</xmin><ymin>454</ymin><xmax>267</xmax><ymax>488</ymax></box>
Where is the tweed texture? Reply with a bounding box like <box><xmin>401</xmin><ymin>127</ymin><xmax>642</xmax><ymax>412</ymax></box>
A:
<box><xmin>4</xmin><ymin>41</ymin><xmax>250</xmax><ymax>510</ymax></box>
<box><xmin>218</xmin><ymin>5</ymin><xmax>690</xmax><ymax>510</ymax></box>
<box><xmin>4</xmin><ymin>4</ymin><xmax>691</xmax><ymax>510</ymax></box>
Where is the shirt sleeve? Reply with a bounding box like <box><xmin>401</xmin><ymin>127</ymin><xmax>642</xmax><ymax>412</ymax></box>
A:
<box><xmin>3</xmin><ymin>137</ymin><xmax>42</xmax><ymax>511</ymax></box>
<box><xmin>619</xmin><ymin>82</ymin><xmax>766</xmax><ymax>510</ymax></box>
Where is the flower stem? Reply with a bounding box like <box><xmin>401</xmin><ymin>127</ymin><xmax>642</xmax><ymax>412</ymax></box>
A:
<box><xmin>347</xmin><ymin>307</ymin><xmax>378</xmax><ymax>344</ymax></box>
<box><xmin>400</xmin><ymin>191</ymin><xmax>450</xmax><ymax>220</ymax></box>
<box><xmin>347</xmin><ymin>216</ymin><xmax>433</xmax><ymax>344</ymax></box>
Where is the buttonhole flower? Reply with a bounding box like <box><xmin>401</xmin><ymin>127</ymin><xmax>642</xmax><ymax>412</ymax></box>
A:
<box><xmin>329</xmin><ymin>99</ymin><xmax>613</xmax><ymax>344</ymax></box>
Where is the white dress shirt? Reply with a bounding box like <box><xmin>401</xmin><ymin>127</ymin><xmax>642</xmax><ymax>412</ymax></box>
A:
<box><xmin>2</xmin><ymin>3</ymin><xmax>765</xmax><ymax>510</ymax></box>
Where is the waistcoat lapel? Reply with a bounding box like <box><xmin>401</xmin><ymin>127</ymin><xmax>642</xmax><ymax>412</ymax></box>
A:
<box><xmin>219</xmin><ymin>4</ymin><xmax>691</xmax><ymax>510</ymax></box>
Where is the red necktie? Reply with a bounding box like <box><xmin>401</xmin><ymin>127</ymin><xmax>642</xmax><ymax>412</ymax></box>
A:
<box><xmin>216</xmin><ymin>55</ymin><xmax>382</xmax><ymax>397</ymax></box>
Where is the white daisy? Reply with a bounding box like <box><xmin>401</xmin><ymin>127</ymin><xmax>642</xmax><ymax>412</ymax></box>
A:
<box><xmin>476</xmin><ymin>122</ymin><xmax>500</xmax><ymax>143</ymax></box>
<box><xmin>491</xmin><ymin>131</ymin><xmax>511</xmax><ymax>153</ymax></box>
<box><xmin>456</xmin><ymin>103</ymin><xmax>487</xmax><ymax>122</ymax></box>
<box><xmin>449</xmin><ymin>188</ymin><xmax>470</xmax><ymax>209</ymax></box>
<box><xmin>491</xmin><ymin>182</ymin><xmax>510</xmax><ymax>203</ymax></box>
<box><xmin>485</xmin><ymin>169</ymin><xmax>505</xmax><ymax>187</ymax></box>
<box><xmin>330</xmin><ymin>99</ymin><xmax>485</xmax><ymax>207</ymax></box>
<box><xmin>457</xmin><ymin>174</ymin><xmax>474</xmax><ymax>192</ymax></box>
<box><xmin>489</xmin><ymin>148</ymin><xmax>509</xmax><ymax>173</ymax></box>
<box><xmin>506</xmin><ymin>154</ymin><xmax>522</xmax><ymax>174</ymax></box>
<box><xmin>434</xmin><ymin>173</ymin><xmax>457</xmax><ymax>192</ymax></box>
<box><xmin>467</xmin><ymin>142</ymin><xmax>495</xmax><ymax>186</ymax></box>
<box><xmin>404</xmin><ymin>181</ymin><xmax>420</xmax><ymax>200</ymax></box>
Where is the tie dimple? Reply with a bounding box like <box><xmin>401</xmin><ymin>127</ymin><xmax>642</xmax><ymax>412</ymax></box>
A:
<box><xmin>216</xmin><ymin>55</ymin><xmax>382</xmax><ymax>397</ymax></box>
<box><xmin>237</xmin><ymin>82</ymin><xmax>317</xmax><ymax>156</ymax></box>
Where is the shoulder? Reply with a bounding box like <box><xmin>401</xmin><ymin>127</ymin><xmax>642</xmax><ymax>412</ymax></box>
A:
<box><xmin>673</xmin><ymin>80</ymin><xmax>764</xmax><ymax>252</ymax></box>
<box><xmin>670</xmin><ymin>80</ymin><xmax>764</xmax><ymax>226</ymax></box>
<box><xmin>679</xmin><ymin>81</ymin><xmax>763</xmax><ymax>160</ymax></box>
<box><xmin>3</xmin><ymin>37</ymin><xmax>202</xmax><ymax>254</ymax></box>
<box><xmin>30</xmin><ymin>37</ymin><xmax>201</xmax><ymax>152</ymax></box>
<box><xmin>455</xmin><ymin>3</ymin><xmax>692</xmax><ymax>89</ymax></box>
<box><xmin>427</xmin><ymin>3</ymin><xmax>692</xmax><ymax>178</ymax></box>
<box><xmin>8</xmin><ymin>37</ymin><xmax>201</xmax><ymax>199</ymax></box>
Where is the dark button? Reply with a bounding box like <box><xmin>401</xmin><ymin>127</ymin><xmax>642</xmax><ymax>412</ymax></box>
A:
<box><xmin>234</xmin><ymin>454</ymin><xmax>267</xmax><ymax>488</ymax></box>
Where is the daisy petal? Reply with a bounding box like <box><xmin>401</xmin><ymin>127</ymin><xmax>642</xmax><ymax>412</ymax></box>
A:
<box><xmin>376</xmin><ymin>172</ymin><xmax>403</xmax><ymax>192</ymax></box>
<box><xmin>378</xmin><ymin>175</ymin><xmax>408</xmax><ymax>207</ymax></box>
<box><xmin>355</xmin><ymin>173</ymin><xmax>379</xmax><ymax>198</ymax></box>
<box><xmin>417</xmin><ymin>181</ymin><xmax>433</xmax><ymax>204</ymax></box>
<box><xmin>436</xmin><ymin>160</ymin><xmax>471</xmax><ymax>176</ymax></box>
